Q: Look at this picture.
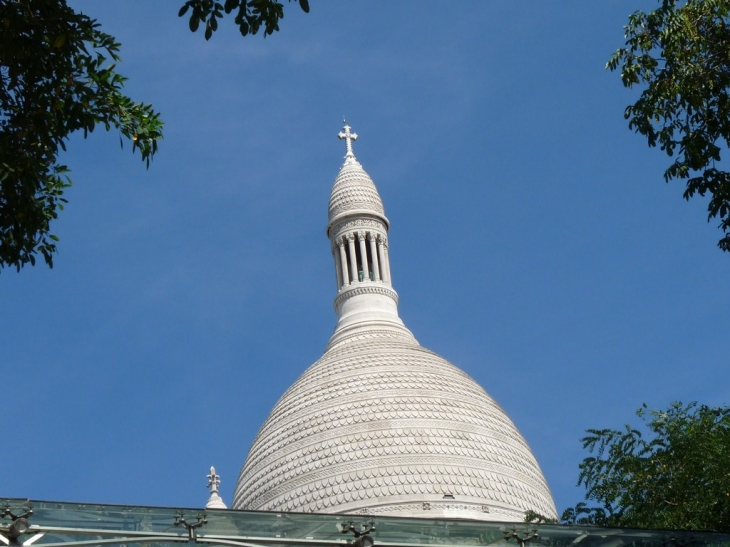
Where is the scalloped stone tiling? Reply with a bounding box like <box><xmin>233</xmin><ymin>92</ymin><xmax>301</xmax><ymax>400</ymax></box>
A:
<box><xmin>233</xmin><ymin>328</ymin><xmax>558</xmax><ymax>521</ymax></box>
<box><xmin>328</xmin><ymin>161</ymin><xmax>386</xmax><ymax>222</ymax></box>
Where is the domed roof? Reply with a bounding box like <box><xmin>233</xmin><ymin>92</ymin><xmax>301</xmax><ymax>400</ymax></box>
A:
<box><xmin>328</xmin><ymin>160</ymin><xmax>387</xmax><ymax>227</ymax></box>
<box><xmin>232</xmin><ymin>329</ymin><xmax>557</xmax><ymax>521</ymax></box>
<box><xmin>233</xmin><ymin>123</ymin><xmax>556</xmax><ymax>522</ymax></box>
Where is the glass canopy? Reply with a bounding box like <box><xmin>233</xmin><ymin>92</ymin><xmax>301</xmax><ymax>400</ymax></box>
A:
<box><xmin>1</xmin><ymin>499</ymin><xmax>728</xmax><ymax>547</ymax></box>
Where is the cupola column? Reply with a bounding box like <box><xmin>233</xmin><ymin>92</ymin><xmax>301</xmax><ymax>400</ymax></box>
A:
<box><xmin>338</xmin><ymin>238</ymin><xmax>349</xmax><ymax>287</ymax></box>
<box><xmin>369</xmin><ymin>234</ymin><xmax>380</xmax><ymax>281</ymax></box>
<box><xmin>347</xmin><ymin>234</ymin><xmax>358</xmax><ymax>283</ymax></box>
<box><xmin>383</xmin><ymin>240</ymin><xmax>392</xmax><ymax>284</ymax></box>
<box><xmin>357</xmin><ymin>232</ymin><xmax>370</xmax><ymax>281</ymax></box>
<box><xmin>377</xmin><ymin>236</ymin><xmax>390</xmax><ymax>284</ymax></box>
<box><xmin>333</xmin><ymin>245</ymin><xmax>343</xmax><ymax>290</ymax></box>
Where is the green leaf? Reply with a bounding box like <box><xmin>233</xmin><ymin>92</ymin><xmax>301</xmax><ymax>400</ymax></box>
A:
<box><xmin>607</xmin><ymin>0</ymin><xmax>730</xmax><ymax>252</ymax></box>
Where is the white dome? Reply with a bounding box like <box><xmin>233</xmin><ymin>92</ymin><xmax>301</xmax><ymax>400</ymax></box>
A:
<box><xmin>232</xmin><ymin>329</ymin><xmax>557</xmax><ymax>521</ymax></box>
<box><xmin>233</xmin><ymin>124</ymin><xmax>557</xmax><ymax>522</ymax></box>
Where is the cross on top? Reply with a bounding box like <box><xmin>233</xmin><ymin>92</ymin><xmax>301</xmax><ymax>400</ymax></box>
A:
<box><xmin>338</xmin><ymin>120</ymin><xmax>358</xmax><ymax>160</ymax></box>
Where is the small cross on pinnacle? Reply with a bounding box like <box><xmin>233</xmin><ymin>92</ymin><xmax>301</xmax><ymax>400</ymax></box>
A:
<box><xmin>338</xmin><ymin>119</ymin><xmax>358</xmax><ymax>161</ymax></box>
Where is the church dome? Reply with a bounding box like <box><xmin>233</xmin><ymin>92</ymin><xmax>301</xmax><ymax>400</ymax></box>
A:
<box><xmin>232</xmin><ymin>328</ymin><xmax>557</xmax><ymax>521</ymax></box>
<box><xmin>233</xmin><ymin>123</ymin><xmax>557</xmax><ymax>521</ymax></box>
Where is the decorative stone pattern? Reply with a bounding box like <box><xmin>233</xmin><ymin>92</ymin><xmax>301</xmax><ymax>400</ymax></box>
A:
<box><xmin>352</xmin><ymin>501</ymin><xmax>525</xmax><ymax>520</ymax></box>
<box><xmin>333</xmin><ymin>285</ymin><xmax>399</xmax><ymax>307</ymax></box>
<box><xmin>233</xmin><ymin>330</ymin><xmax>557</xmax><ymax>520</ymax></box>
<box><xmin>328</xmin><ymin>161</ymin><xmax>386</xmax><ymax>223</ymax></box>
<box><xmin>233</xmin><ymin>125</ymin><xmax>558</xmax><ymax>522</ymax></box>
<box><xmin>329</xmin><ymin>218</ymin><xmax>386</xmax><ymax>240</ymax></box>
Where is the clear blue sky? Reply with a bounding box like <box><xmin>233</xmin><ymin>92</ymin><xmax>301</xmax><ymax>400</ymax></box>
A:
<box><xmin>3</xmin><ymin>1</ymin><xmax>729</xmax><ymax>515</ymax></box>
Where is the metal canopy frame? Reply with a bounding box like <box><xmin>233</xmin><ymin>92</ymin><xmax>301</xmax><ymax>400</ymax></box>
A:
<box><xmin>1</xmin><ymin>499</ymin><xmax>728</xmax><ymax>547</ymax></box>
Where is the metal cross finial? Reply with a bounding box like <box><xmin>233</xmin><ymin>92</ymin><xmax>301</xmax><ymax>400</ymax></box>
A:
<box><xmin>338</xmin><ymin>120</ymin><xmax>358</xmax><ymax>161</ymax></box>
<box><xmin>207</xmin><ymin>466</ymin><xmax>221</xmax><ymax>494</ymax></box>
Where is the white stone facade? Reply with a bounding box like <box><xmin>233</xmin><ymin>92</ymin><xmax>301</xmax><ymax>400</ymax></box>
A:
<box><xmin>232</xmin><ymin>125</ymin><xmax>557</xmax><ymax>521</ymax></box>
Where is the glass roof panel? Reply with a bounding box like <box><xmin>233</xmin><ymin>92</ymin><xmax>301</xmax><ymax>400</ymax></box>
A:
<box><xmin>1</xmin><ymin>499</ymin><xmax>728</xmax><ymax>547</ymax></box>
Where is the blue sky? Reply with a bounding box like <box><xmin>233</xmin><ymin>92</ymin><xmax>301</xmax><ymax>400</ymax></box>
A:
<box><xmin>3</xmin><ymin>1</ymin><xmax>729</xmax><ymax>515</ymax></box>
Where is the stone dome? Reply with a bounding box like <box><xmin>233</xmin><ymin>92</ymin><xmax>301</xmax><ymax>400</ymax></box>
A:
<box><xmin>232</xmin><ymin>328</ymin><xmax>557</xmax><ymax>521</ymax></box>
<box><xmin>233</xmin><ymin>123</ymin><xmax>557</xmax><ymax>522</ymax></box>
<box><xmin>328</xmin><ymin>159</ymin><xmax>387</xmax><ymax>227</ymax></box>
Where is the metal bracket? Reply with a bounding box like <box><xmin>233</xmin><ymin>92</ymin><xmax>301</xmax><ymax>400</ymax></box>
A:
<box><xmin>0</xmin><ymin>504</ymin><xmax>35</xmax><ymax>546</ymax></box>
<box><xmin>337</xmin><ymin>521</ymin><xmax>375</xmax><ymax>547</ymax></box>
<box><xmin>174</xmin><ymin>512</ymin><xmax>208</xmax><ymax>541</ymax></box>
<box><xmin>1</xmin><ymin>506</ymin><xmax>33</xmax><ymax>522</ymax></box>
<box><xmin>503</xmin><ymin>528</ymin><xmax>539</xmax><ymax>547</ymax></box>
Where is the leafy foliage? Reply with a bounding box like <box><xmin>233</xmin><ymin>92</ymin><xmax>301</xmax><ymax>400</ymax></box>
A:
<box><xmin>562</xmin><ymin>402</ymin><xmax>730</xmax><ymax>531</ymax></box>
<box><xmin>0</xmin><ymin>0</ymin><xmax>163</xmax><ymax>271</ymax></box>
<box><xmin>608</xmin><ymin>0</ymin><xmax>730</xmax><ymax>252</ymax></box>
<box><xmin>178</xmin><ymin>0</ymin><xmax>310</xmax><ymax>41</ymax></box>
<box><xmin>523</xmin><ymin>510</ymin><xmax>558</xmax><ymax>524</ymax></box>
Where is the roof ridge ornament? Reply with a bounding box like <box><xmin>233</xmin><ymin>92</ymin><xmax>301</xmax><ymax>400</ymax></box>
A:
<box><xmin>205</xmin><ymin>466</ymin><xmax>227</xmax><ymax>509</ymax></box>
<box><xmin>338</xmin><ymin>119</ymin><xmax>358</xmax><ymax>162</ymax></box>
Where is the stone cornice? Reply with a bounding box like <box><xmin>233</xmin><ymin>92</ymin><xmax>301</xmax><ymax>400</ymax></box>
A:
<box><xmin>329</xmin><ymin>216</ymin><xmax>388</xmax><ymax>238</ymax></box>
<box><xmin>328</xmin><ymin>210</ymin><xmax>389</xmax><ymax>236</ymax></box>
<box><xmin>334</xmin><ymin>284</ymin><xmax>399</xmax><ymax>308</ymax></box>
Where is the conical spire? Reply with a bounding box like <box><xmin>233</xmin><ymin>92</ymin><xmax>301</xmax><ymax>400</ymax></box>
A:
<box><xmin>326</xmin><ymin>122</ymin><xmax>413</xmax><ymax>347</ymax></box>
